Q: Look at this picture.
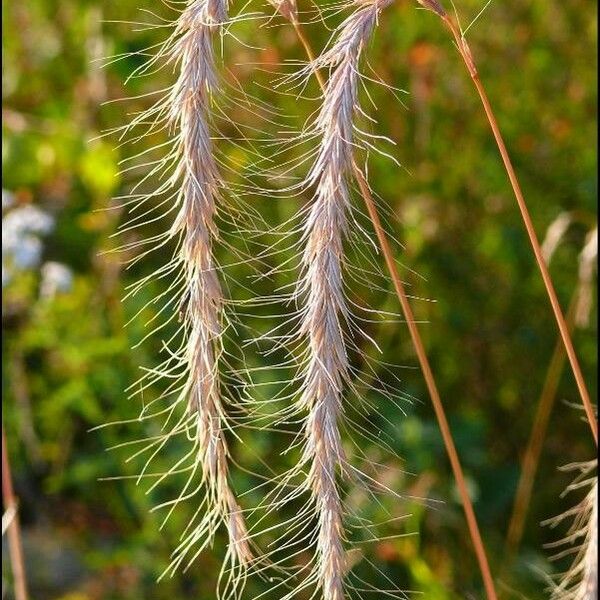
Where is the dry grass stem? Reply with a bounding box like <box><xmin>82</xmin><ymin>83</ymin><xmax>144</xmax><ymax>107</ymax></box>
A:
<box><xmin>504</xmin><ymin>293</ymin><xmax>579</xmax><ymax>560</ymax></box>
<box><xmin>2</xmin><ymin>425</ymin><xmax>29</xmax><ymax>600</ymax></box>
<box><xmin>419</xmin><ymin>0</ymin><xmax>597</xmax><ymax>445</ymax></box>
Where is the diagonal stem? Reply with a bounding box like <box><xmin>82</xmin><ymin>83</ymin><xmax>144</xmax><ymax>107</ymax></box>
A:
<box><xmin>288</xmin><ymin>14</ymin><xmax>498</xmax><ymax>599</ymax></box>
<box><xmin>436</xmin><ymin>10</ymin><xmax>597</xmax><ymax>446</ymax></box>
<box><xmin>354</xmin><ymin>168</ymin><xmax>498</xmax><ymax>600</ymax></box>
<box><xmin>2</xmin><ymin>424</ymin><xmax>29</xmax><ymax>600</ymax></box>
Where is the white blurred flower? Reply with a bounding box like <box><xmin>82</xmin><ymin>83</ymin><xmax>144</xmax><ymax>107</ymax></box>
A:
<box><xmin>40</xmin><ymin>261</ymin><xmax>73</xmax><ymax>298</ymax></box>
<box><xmin>12</xmin><ymin>235</ymin><xmax>43</xmax><ymax>269</ymax></box>
<box><xmin>2</xmin><ymin>200</ymin><xmax>55</xmax><ymax>287</ymax></box>
<box><xmin>2</xmin><ymin>205</ymin><xmax>54</xmax><ymax>245</ymax></box>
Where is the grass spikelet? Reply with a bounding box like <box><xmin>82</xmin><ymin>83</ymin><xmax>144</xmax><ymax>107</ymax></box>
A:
<box><xmin>251</xmin><ymin>2</ymin><xmax>412</xmax><ymax>598</ymax></box>
<box><xmin>575</xmin><ymin>227</ymin><xmax>597</xmax><ymax>329</ymax></box>
<box><xmin>104</xmin><ymin>0</ymin><xmax>270</xmax><ymax>592</ymax></box>
<box><xmin>297</xmin><ymin>5</ymin><xmax>391</xmax><ymax>599</ymax></box>
<box><xmin>546</xmin><ymin>461</ymin><xmax>598</xmax><ymax>600</ymax></box>
<box><xmin>165</xmin><ymin>0</ymin><xmax>254</xmax><ymax>574</ymax></box>
<box><xmin>156</xmin><ymin>0</ymin><xmax>255</xmax><ymax>580</ymax></box>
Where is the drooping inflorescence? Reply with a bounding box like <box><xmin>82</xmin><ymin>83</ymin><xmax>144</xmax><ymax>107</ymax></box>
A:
<box><xmin>251</xmin><ymin>2</ymin><xmax>411</xmax><ymax>599</ymax></box>
<box><xmin>165</xmin><ymin>0</ymin><xmax>253</xmax><ymax>575</ymax></box>
<box><xmin>295</xmin><ymin>4</ymin><xmax>392</xmax><ymax>599</ymax></box>
<box><xmin>110</xmin><ymin>0</ymin><xmax>258</xmax><ymax>593</ymax></box>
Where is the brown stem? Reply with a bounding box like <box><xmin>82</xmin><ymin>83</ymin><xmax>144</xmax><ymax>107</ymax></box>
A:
<box><xmin>438</xmin><ymin>12</ymin><xmax>597</xmax><ymax>446</ymax></box>
<box><xmin>504</xmin><ymin>291</ymin><xmax>579</xmax><ymax>560</ymax></box>
<box><xmin>291</xmin><ymin>19</ymin><xmax>325</xmax><ymax>87</ymax></box>
<box><xmin>289</xmin><ymin>15</ymin><xmax>498</xmax><ymax>599</ymax></box>
<box><xmin>2</xmin><ymin>425</ymin><xmax>29</xmax><ymax>600</ymax></box>
<box><xmin>354</xmin><ymin>169</ymin><xmax>498</xmax><ymax>600</ymax></box>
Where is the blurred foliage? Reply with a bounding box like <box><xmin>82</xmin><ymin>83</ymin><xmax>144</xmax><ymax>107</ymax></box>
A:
<box><xmin>1</xmin><ymin>0</ymin><xmax>597</xmax><ymax>599</ymax></box>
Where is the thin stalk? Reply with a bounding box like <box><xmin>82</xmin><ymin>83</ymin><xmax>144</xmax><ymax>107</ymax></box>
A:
<box><xmin>428</xmin><ymin>5</ymin><xmax>597</xmax><ymax>445</ymax></box>
<box><xmin>287</xmin><ymin>14</ymin><xmax>498</xmax><ymax>599</ymax></box>
<box><xmin>505</xmin><ymin>291</ymin><xmax>579</xmax><ymax>560</ymax></box>
<box><xmin>355</xmin><ymin>168</ymin><xmax>498</xmax><ymax>600</ymax></box>
<box><xmin>2</xmin><ymin>425</ymin><xmax>28</xmax><ymax>600</ymax></box>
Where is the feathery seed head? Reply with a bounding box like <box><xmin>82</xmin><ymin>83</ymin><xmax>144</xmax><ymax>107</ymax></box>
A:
<box><xmin>293</xmin><ymin>2</ymin><xmax>391</xmax><ymax>598</ymax></box>
<box><xmin>575</xmin><ymin>227</ymin><xmax>598</xmax><ymax>328</ymax></box>
<box><xmin>156</xmin><ymin>0</ymin><xmax>252</xmax><ymax>572</ymax></box>
<box><xmin>541</xmin><ymin>212</ymin><xmax>573</xmax><ymax>264</ymax></box>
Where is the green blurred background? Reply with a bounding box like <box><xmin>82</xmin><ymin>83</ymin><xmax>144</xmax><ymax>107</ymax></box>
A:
<box><xmin>2</xmin><ymin>0</ymin><xmax>597</xmax><ymax>598</ymax></box>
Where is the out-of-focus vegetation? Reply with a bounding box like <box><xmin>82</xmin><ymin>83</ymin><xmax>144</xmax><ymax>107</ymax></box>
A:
<box><xmin>2</xmin><ymin>0</ymin><xmax>597</xmax><ymax>598</ymax></box>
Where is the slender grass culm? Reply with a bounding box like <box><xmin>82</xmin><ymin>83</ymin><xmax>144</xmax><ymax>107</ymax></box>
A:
<box><xmin>506</xmin><ymin>225</ymin><xmax>598</xmax><ymax>562</ymax></box>
<box><xmin>2</xmin><ymin>426</ymin><xmax>28</xmax><ymax>600</ymax></box>
<box><xmin>416</xmin><ymin>0</ymin><xmax>598</xmax><ymax>446</ymax></box>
